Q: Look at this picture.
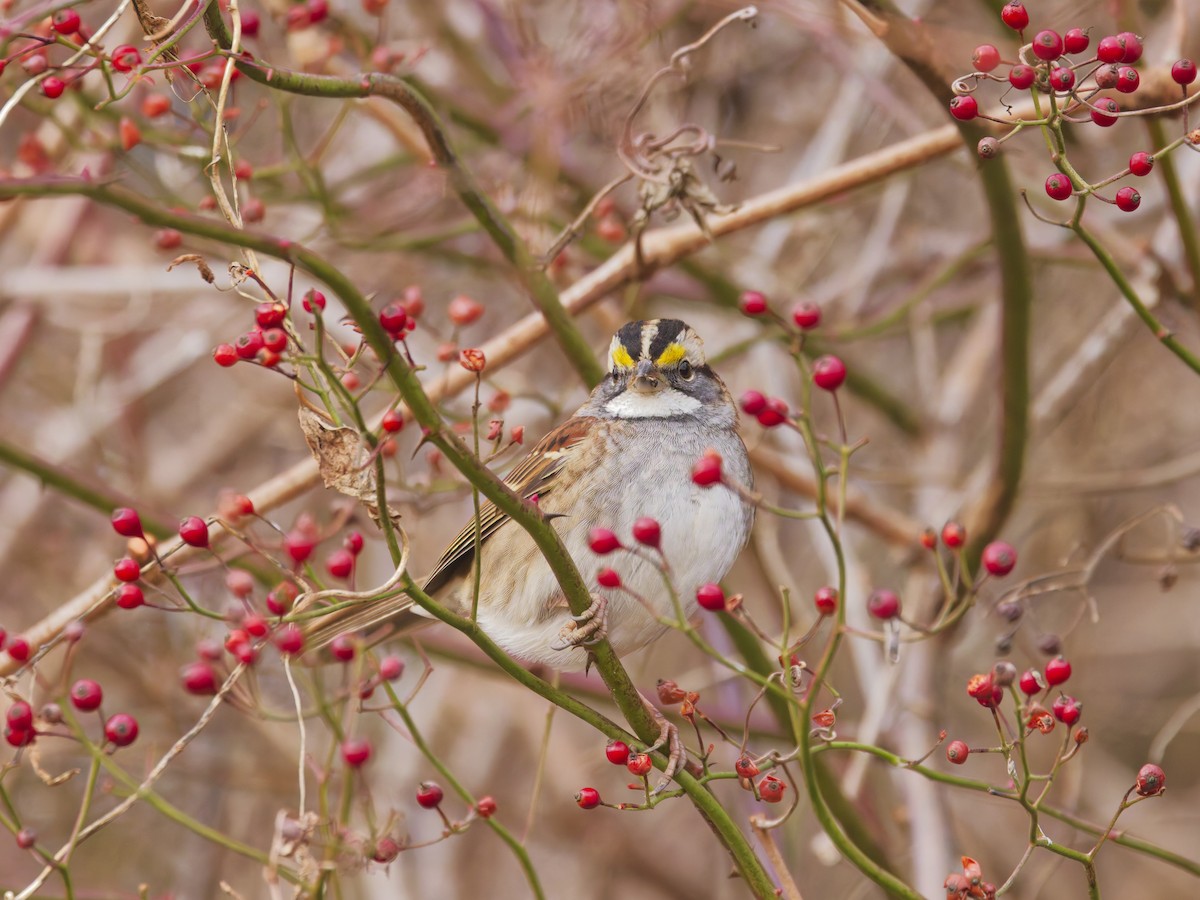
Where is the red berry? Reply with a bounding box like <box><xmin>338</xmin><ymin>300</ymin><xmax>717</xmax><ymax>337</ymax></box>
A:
<box><xmin>241</xmin><ymin>9</ymin><xmax>260</xmax><ymax>36</ymax></box>
<box><xmin>972</xmin><ymin>44</ymin><xmax>1000</xmax><ymax>73</ymax></box>
<box><xmin>1063</xmin><ymin>28</ymin><xmax>1090</xmax><ymax>55</ymax></box>
<box><xmin>1115</xmin><ymin>66</ymin><xmax>1139</xmax><ymax>94</ymax></box>
<box><xmin>1000</xmin><ymin>2</ymin><xmax>1029</xmax><ymax>31</ymax></box>
<box><xmin>115</xmin><ymin>584</ymin><xmax>144</xmax><ymax>609</ymax></box>
<box><xmin>740</xmin><ymin>390</ymin><xmax>767</xmax><ymax>416</ymax></box>
<box><xmin>7</xmin><ymin>636</ymin><xmax>31</xmax><ymax>662</ymax></box>
<box><xmin>596</xmin><ymin>568</ymin><xmax>621</xmax><ymax>588</ymax></box>
<box><xmin>1019</xmin><ymin>669</ymin><xmax>1043</xmax><ymax>695</ymax></box>
<box><xmin>255</xmin><ymin>302</ymin><xmax>286</xmax><ymax>328</ymax></box>
<box><xmin>691</xmin><ymin>451</ymin><xmax>723</xmax><ymax>485</ymax></box>
<box><xmin>1097</xmin><ymin>35</ymin><xmax>1123</xmax><ymax>63</ymax></box>
<box><xmin>243</xmin><ymin>614</ymin><xmax>268</xmax><ymax>638</ymax></box>
<box><xmin>867</xmin><ymin>589</ymin><xmax>900</xmax><ymax>620</ymax></box>
<box><xmin>605</xmin><ymin>739</ymin><xmax>631</xmax><ymax>765</ymax></box>
<box><xmin>327</xmin><ymin>634</ymin><xmax>357</xmax><ymax>662</ymax></box>
<box><xmin>1008</xmin><ymin>65</ymin><xmax>1035</xmax><ymax>90</ymax></box>
<box><xmin>1091</xmin><ymin>97</ymin><xmax>1119</xmax><ymax>127</ymax></box>
<box><xmin>302</xmin><ymin>289</ymin><xmax>326</xmax><ymax>313</ymax></box>
<box><xmin>110</xmin><ymin>45</ymin><xmax>141</xmax><ymax>72</ymax></box>
<box><xmin>1129</xmin><ymin>152</ymin><xmax>1154</xmax><ymax>177</ymax></box>
<box><xmin>941</xmin><ymin>521</ymin><xmax>966</xmax><ymax>549</ymax></box>
<box><xmin>266</xmin><ymin>582</ymin><xmax>298</xmax><ymax>615</ymax></box>
<box><xmin>1048</xmin><ymin>67</ymin><xmax>1075</xmax><ymax>92</ymax></box>
<box><xmin>1136</xmin><ymin>763</ymin><xmax>1166</xmax><ymax>797</ymax></box>
<box><xmin>379</xmin><ymin>302</ymin><xmax>407</xmax><ymax>334</ymax></box>
<box><xmin>1115</xmin><ymin>186</ymin><xmax>1141</xmax><ymax>212</ymax></box>
<box><xmin>588</xmin><ymin>528</ymin><xmax>621</xmax><ymax>554</ymax></box>
<box><xmin>919</xmin><ymin>528</ymin><xmax>937</xmax><ymax>550</ymax></box>
<box><xmin>16</xmin><ymin>827</ymin><xmax>36</xmax><ymax>848</ymax></box>
<box><xmin>344</xmin><ymin>531</ymin><xmax>364</xmax><ymax>555</ymax></box>
<box><xmin>448</xmin><ymin>294</ymin><xmax>484</xmax><ymax>326</ymax></box>
<box><xmin>326</xmin><ymin>548</ymin><xmax>354</xmax><ymax>579</ymax></box>
<box><xmin>631</xmin><ymin>516</ymin><xmax>661</xmax><ymax>548</ymax></box>
<box><xmin>1045</xmin><ymin>174</ymin><xmax>1073</xmax><ymax>201</ymax></box>
<box><xmin>5</xmin><ymin>725</ymin><xmax>34</xmax><ymax>747</ymax></box>
<box><xmin>6</xmin><ymin>701</ymin><xmax>33</xmax><ymax>731</ymax></box>
<box><xmin>111</xmin><ymin>508</ymin><xmax>144</xmax><ymax>538</ymax></box>
<box><xmin>284</xmin><ymin>530</ymin><xmax>315</xmax><ymax>563</ymax></box>
<box><xmin>696</xmin><ymin>583</ymin><xmax>726</xmax><ymax>612</ymax></box>
<box><xmin>475</xmin><ymin>796</ymin><xmax>497</xmax><ymax>818</ymax></box>
<box><xmin>734</xmin><ymin>756</ymin><xmax>760</xmax><ymax>778</ymax></box>
<box><xmin>274</xmin><ymin>624</ymin><xmax>304</xmax><ymax>656</ymax></box>
<box><xmin>53</xmin><ymin>9</ymin><xmax>82</xmax><ymax>33</ymax></box>
<box><xmin>756</xmin><ymin>397</ymin><xmax>789</xmax><ymax>427</ymax></box>
<box><xmin>262</xmin><ymin>328</ymin><xmax>287</xmax><ymax>352</ymax></box>
<box><xmin>381</xmin><ymin>409</ymin><xmax>405</xmax><ymax>433</ymax></box>
<box><xmin>104</xmin><ymin>713</ymin><xmax>139</xmax><ymax>747</ymax></box>
<box><xmin>626</xmin><ymin>753</ymin><xmax>653</xmax><ymax>777</ymax></box>
<box><xmin>1052</xmin><ymin>695</ymin><xmax>1081</xmax><ymax>725</ymax></box>
<box><xmin>235</xmin><ymin>330</ymin><xmax>264</xmax><ymax>360</ymax></box>
<box><xmin>113</xmin><ymin>557</ymin><xmax>140</xmax><ymax>582</ymax></box>
<box><xmin>181</xmin><ymin>661</ymin><xmax>218</xmax><ymax>695</ymax></box>
<box><xmin>946</xmin><ymin>740</ymin><xmax>970</xmax><ymax>765</ymax></box>
<box><xmin>1032</xmin><ymin>30</ymin><xmax>1064</xmax><ymax>61</ymax></box>
<box><xmin>791</xmin><ymin>302</ymin><xmax>821</xmax><ymax>329</ymax></box>
<box><xmin>1116</xmin><ymin>32</ymin><xmax>1143</xmax><ymax>63</ymax></box>
<box><xmin>69</xmin><ymin>679</ymin><xmax>103</xmax><ymax>711</ymax></box>
<box><xmin>812</xmin><ymin>355</ymin><xmax>846</xmax><ymax>391</ymax></box>
<box><xmin>1172</xmin><ymin>59</ymin><xmax>1197</xmax><ymax>86</ymax></box>
<box><xmin>982</xmin><ymin>541</ymin><xmax>1017</xmax><ymax>576</ymax></box>
<box><xmin>814</xmin><ymin>586</ymin><xmax>838</xmax><ymax>616</ymax></box>
<box><xmin>41</xmin><ymin>77</ymin><xmax>66</xmax><ymax>99</ymax></box>
<box><xmin>738</xmin><ymin>290</ymin><xmax>768</xmax><ymax>316</ymax></box>
<box><xmin>380</xmin><ymin>656</ymin><xmax>404</xmax><ymax>680</ymax></box>
<box><xmin>1044</xmin><ymin>656</ymin><xmax>1072</xmax><ymax>686</ymax></box>
<box><xmin>213</xmin><ymin>343</ymin><xmax>238</xmax><ymax>367</ymax></box>
<box><xmin>416</xmin><ymin>781</ymin><xmax>444</xmax><ymax>808</ymax></box>
<box><xmin>758</xmin><ymin>774</ymin><xmax>786</xmax><ymax>803</ymax></box>
<box><xmin>948</xmin><ymin>95</ymin><xmax>978</xmax><ymax>121</ymax></box>
<box><xmin>178</xmin><ymin>516</ymin><xmax>209</xmax><ymax>548</ymax></box>
<box><xmin>335</xmin><ymin>736</ymin><xmax>369</xmax><ymax>768</ymax></box>
<box><xmin>575</xmin><ymin>787</ymin><xmax>601</xmax><ymax>809</ymax></box>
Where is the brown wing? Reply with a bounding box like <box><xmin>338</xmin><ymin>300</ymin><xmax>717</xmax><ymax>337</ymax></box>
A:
<box><xmin>421</xmin><ymin>416</ymin><xmax>592</xmax><ymax>597</ymax></box>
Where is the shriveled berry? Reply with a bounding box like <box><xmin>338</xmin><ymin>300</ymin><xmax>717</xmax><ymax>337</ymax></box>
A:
<box><xmin>116</xmin><ymin>584</ymin><xmax>144</xmax><ymax>609</ymax></box>
<box><xmin>1044</xmin><ymin>656</ymin><xmax>1072</xmax><ymax>686</ymax></box>
<box><xmin>1129</xmin><ymin>152</ymin><xmax>1154</xmax><ymax>177</ymax></box>
<box><xmin>946</xmin><ymin>740</ymin><xmax>969</xmax><ymax>764</ymax></box>
<box><xmin>459</xmin><ymin>348</ymin><xmax>486</xmax><ymax>372</ymax></box>
<box><xmin>993</xmin><ymin>660</ymin><xmax>1017</xmax><ymax>688</ymax></box>
<box><xmin>696</xmin><ymin>583</ymin><xmax>726</xmax><ymax>612</ymax></box>
<box><xmin>1115</xmin><ymin>186</ymin><xmax>1141</xmax><ymax>212</ymax></box>
<box><xmin>1000</xmin><ymin>2</ymin><xmax>1028</xmax><ymax>31</ymax></box>
<box><xmin>982</xmin><ymin>541</ymin><xmax>1017</xmax><ymax>576</ymax></box>
<box><xmin>575</xmin><ymin>787</ymin><xmax>601</xmax><ymax>809</ymax></box>
<box><xmin>104</xmin><ymin>713</ymin><xmax>139</xmax><ymax>747</ymax></box>
<box><xmin>1063</xmin><ymin>28</ymin><xmax>1090</xmax><ymax>55</ymax></box>
<box><xmin>596</xmin><ymin>568</ymin><xmax>621</xmax><ymax>588</ymax></box>
<box><xmin>1172</xmin><ymin>59</ymin><xmax>1197</xmax><ymax>86</ymax></box>
<box><xmin>977</xmin><ymin>136</ymin><xmax>999</xmax><ymax>160</ymax></box>
<box><xmin>1008</xmin><ymin>65</ymin><xmax>1035</xmax><ymax>90</ymax></box>
<box><xmin>605</xmin><ymin>739</ymin><xmax>631</xmax><ymax>765</ymax></box>
<box><xmin>178</xmin><ymin>516</ymin><xmax>209</xmax><ymax>547</ymax></box>
<box><xmin>1095</xmin><ymin>64</ymin><xmax>1120</xmax><ymax>89</ymax></box>
<box><xmin>339</xmin><ymin>736</ymin><xmax>371</xmax><ymax>767</ymax></box>
<box><xmin>972</xmin><ymin>44</ymin><xmax>1000</xmax><ymax>73</ymax></box>
<box><xmin>448</xmin><ymin>294</ymin><xmax>484</xmax><ymax>326</ymax></box>
<box><xmin>814</xmin><ymin>586</ymin><xmax>838</xmax><ymax>616</ymax></box>
<box><xmin>1091</xmin><ymin>97</ymin><xmax>1119</xmax><ymax>127</ymax></box>
<box><xmin>111</xmin><ymin>507</ymin><xmax>144</xmax><ymax>538</ymax></box>
<box><xmin>626</xmin><ymin>753</ymin><xmax>653</xmax><ymax>777</ymax></box>
<box><xmin>588</xmin><ymin>528</ymin><xmax>621</xmax><ymax>554</ymax></box>
<box><xmin>812</xmin><ymin>355</ymin><xmax>846</xmax><ymax>391</ymax></box>
<box><xmin>738</xmin><ymin>290</ymin><xmax>768</xmax><ymax>316</ymax></box>
<box><xmin>867</xmin><ymin>589</ymin><xmax>900</xmax><ymax>620</ymax></box>
<box><xmin>181</xmin><ymin>661</ymin><xmax>218</xmax><ymax>695</ymax></box>
<box><xmin>1032</xmin><ymin>30</ymin><xmax>1064</xmax><ymax>62</ymax></box>
<box><xmin>948</xmin><ymin>95</ymin><xmax>978</xmax><ymax>121</ymax></box>
<box><xmin>416</xmin><ymin>781</ymin><xmax>444</xmax><ymax>808</ymax></box>
<box><xmin>1136</xmin><ymin>763</ymin><xmax>1166</xmax><ymax>796</ymax></box>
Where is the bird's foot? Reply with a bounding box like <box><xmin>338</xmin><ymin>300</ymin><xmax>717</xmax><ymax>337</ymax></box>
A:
<box><xmin>639</xmin><ymin>690</ymin><xmax>686</xmax><ymax>794</ymax></box>
<box><xmin>550</xmin><ymin>594</ymin><xmax>609</xmax><ymax>651</ymax></box>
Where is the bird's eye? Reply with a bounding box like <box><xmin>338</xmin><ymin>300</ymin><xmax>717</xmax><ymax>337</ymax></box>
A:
<box><xmin>678</xmin><ymin>360</ymin><xmax>694</xmax><ymax>380</ymax></box>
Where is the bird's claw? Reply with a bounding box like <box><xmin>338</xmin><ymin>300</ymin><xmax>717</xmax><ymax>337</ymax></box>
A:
<box><xmin>550</xmin><ymin>595</ymin><xmax>609</xmax><ymax>651</ymax></box>
<box><xmin>641</xmin><ymin>694</ymin><xmax>686</xmax><ymax>794</ymax></box>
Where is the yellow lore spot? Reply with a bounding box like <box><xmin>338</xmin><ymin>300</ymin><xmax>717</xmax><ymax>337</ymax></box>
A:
<box><xmin>611</xmin><ymin>345</ymin><xmax>635</xmax><ymax>369</ymax></box>
<box><xmin>655</xmin><ymin>343</ymin><xmax>687</xmax><ymax>367</ymax></box>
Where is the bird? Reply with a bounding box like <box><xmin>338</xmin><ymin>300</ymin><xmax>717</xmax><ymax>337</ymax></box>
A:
<box><xmin>305</xmin><ymin>318</ymin><xmax>753</xmax><ymax>775</ymax></box>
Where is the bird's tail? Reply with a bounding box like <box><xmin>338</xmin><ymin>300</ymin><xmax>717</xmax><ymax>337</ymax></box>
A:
<box><xmin>300</xmin><ymin>591</ymin><xmax>432</xmax><ymax>659</ymax></box>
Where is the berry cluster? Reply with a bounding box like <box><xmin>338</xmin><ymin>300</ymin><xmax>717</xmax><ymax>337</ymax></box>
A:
<box><xmin>950</xmin><ymin>2</ymin><xmax>1199</xmax><ymax>214</ymax></box>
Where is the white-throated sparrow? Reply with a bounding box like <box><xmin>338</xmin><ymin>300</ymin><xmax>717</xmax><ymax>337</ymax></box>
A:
<box><xmin>307</xmin><ymin>318</ymin><xmax>753</xmax><ymax>674</ymax></box>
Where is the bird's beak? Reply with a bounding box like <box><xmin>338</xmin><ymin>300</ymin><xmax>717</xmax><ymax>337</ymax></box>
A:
<box><xmin>629</xmin><ymin>358</ymin><xmax>665</xmax><ymax>394</ymax></box>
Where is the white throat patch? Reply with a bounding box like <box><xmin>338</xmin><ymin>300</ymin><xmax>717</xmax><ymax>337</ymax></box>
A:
<box><xmin>604</xmin><ymin>388</ymin><xmax>701</xmax><ymax>419</ymax></box>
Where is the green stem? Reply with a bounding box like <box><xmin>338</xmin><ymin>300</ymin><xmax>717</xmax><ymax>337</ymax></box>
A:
<box><xmin>1144</xmin><ymin>116</ymin><xmax>1200</xmax><ymax>315</ymax></box>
